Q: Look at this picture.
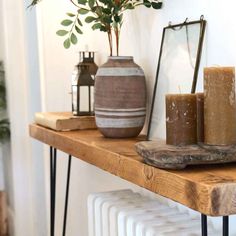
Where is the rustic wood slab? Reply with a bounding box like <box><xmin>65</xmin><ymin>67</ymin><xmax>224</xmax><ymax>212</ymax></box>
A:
<box><xmin>34</xmin><ymin>112</ymin><xmax>97</xmax><ymax>131</ymax></box>
<box><xmin>29</xmin><ymin>124</ymin><xmax>236</xmax><ymax>216</ymax></box>
<box><xmin>135</xmin><ymin>141</ymin><xmax>236</xmax><ymax>170</ymax></box>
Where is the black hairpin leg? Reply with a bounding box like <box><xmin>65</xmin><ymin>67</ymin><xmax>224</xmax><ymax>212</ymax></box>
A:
<box><xmin>50</xmin><ymin>147</ymin><xmax>57</xmax><ymax>236</ymax></box>
<box><xmin>201</xmin><ymin>214</ymin><xmax>208</xmax><ymax>236</ymax></box>
<box><xmin>201</xmin><ymin>214</ymin><xmax>229</xmax><ymax>236</ymax></box>
<box><xmin>62</xmin><ymin>155</ymin><xmax>72</xmax><ymax>236</ymax></box>
<box><xmin>223</xmin><ymin>216</ymin><xmax>229</xmax><ymax>236</ymax></box>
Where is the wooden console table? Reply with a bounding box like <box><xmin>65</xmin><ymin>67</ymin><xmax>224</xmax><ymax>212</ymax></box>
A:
<box><xmin>29</xmin><ymin>124</ymin><xmax>236</xmax><ymax>236</ymax></box>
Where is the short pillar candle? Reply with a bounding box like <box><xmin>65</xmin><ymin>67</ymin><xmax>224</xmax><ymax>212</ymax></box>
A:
<box><xmin>166</xmin><ymin>94</ymin><xmax>197</xmax><ymax>145</ymax></box>
<box><xmin>204</xmin><ymin>67</ymin><xmax>236</xmax><ymax>145</ymax></box>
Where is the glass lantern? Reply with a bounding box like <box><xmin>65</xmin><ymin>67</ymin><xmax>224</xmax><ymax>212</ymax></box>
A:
<box><xmin>71</xmin><ymin>64</ymin><xmax>95</xmax><ymax>116</ymax></box>
<box><xmin>79</xmin><ymin>51</ymin><xmax>98</xmax><ymax>79</ymax></box>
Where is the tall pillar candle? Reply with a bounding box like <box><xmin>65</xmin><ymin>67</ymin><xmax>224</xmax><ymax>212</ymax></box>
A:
<box><xmin>166</xmin><ymin>94</ymin><xmax>197</xmax><ymax>145</ymax></box>
<box><xmin>204</xmin><ymin>67</ymin><xmax>236</xmax><ymax>145</ymax></box>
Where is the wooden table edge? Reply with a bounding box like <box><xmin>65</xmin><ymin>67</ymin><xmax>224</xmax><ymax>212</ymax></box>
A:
<box><xmin>29</xmin><ymin>124</ymin><xmax>236</xmax><ymax>216</ymax></box>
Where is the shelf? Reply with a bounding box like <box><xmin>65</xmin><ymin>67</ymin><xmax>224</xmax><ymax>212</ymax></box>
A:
<box><xmin>29</xmin><ymin>124</ymin><xmax>236</xmax><ymax>216</ymax></box>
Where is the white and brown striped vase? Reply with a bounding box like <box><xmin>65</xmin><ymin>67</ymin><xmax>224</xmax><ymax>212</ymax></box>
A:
<box><xmin>94</xmin><ymin>56</ymin><xmax>146</xmax><ymax>138</ymax></box>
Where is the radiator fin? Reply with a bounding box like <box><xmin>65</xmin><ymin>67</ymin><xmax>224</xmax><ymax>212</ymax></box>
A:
<box><xmin>88</xmin><ymin>189</ymin><xmax>217</xmax><ymax>236</ymax></box>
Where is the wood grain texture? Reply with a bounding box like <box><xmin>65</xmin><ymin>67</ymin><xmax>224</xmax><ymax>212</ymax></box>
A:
<box><xmin>35</xmin><ymin>112</ymin><xmax>97</xmax><ymax>131</ymax></box>
<box><xmin>136</xmin><ymin>141</ymin><xmax>236</xmax><ymax>170</ymax></box>
<box><xmin>29</xmin><ymin>124</ymin><xmax>236</xmax><ymax>216</ymax></box>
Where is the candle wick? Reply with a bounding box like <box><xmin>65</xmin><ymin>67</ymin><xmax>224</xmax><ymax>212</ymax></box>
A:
<box><xmin>178</xmin><ymin>85</ymin><xmax>182</xmax><ymax>94</ymax></box>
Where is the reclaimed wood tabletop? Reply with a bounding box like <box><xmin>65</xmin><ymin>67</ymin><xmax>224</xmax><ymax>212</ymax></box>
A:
<box><xmin>29</xmin><ymin>124</ymin><xmax>236</xmax><ymax>217</ymax></box>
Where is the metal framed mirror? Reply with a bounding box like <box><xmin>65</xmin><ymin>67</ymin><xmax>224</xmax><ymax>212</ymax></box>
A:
<box><xmin>147</xmin><ymin>16</ymin><xmax>206</xmax><ymax>140</ymax></box>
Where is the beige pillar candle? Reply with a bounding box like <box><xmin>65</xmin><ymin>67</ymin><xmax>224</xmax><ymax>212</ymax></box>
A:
<box><xmin>204</xmin><ymin>67</ymin><xmax>236</xmax><ymax>145</ymax></box>
<box><xmin>196</xmin><ymin>93</ymin><xmax>204</xmax><ymax>143</ymax></box>
<box><xmin>166</xmin><ymin>94</ymin><xmax>197</xmax><ymax>145</ymax></box>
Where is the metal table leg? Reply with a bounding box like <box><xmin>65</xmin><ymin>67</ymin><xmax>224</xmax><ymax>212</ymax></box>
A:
<box><xmin>202</xmin><ymin>214</ymin><xmax>230</xmax><ymax>236</ymax></box>
<box><xmin>223</xmin><ymin>216</ymin><xmax>229</xmax><ymax>236</ymax></box>
<box><xmin>49</xmin><ymin>146</ymin><xmax>231</xmax><ymax>236</ymax></box>
<box><xmin>50</xmin><ymin>147</ymin><xmax>72</xmax><ymax>236</ymax></box>
<box><xmin>50</xmin><ymin>147</ymin><xmax>57</xmax><ymax>236</ymax></box>
<box><xmin>201</xmin><ymin>214</ymin><xmax>208</xmax><ymax>236</ymax></box>
<box><xmin>62</xmin><ymin>155</ymin><xmax>72</xmax><ymax>236</ymax></box>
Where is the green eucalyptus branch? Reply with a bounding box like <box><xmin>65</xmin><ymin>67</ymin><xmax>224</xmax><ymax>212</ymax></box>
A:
<box><xmin>30</xmin><ymin>0</ymin><xmax>162</xmax><ymax>56</ymax></box>
<box><xmin>70</xmin><ymin>0</ymin><xmax>80</xmax><ymax>8</ymax></box>
<box><xmin>28</xmin><ymin>0</ymin><xmax>42</xmax><ymax>8</ymax></box>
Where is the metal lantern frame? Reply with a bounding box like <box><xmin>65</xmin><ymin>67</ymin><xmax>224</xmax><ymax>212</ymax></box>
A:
<box><xmin>79</xmin><ymin>51</ymin><xmax>98</xmax><ymax>77</ymax></box>
<box><xmin>72</xmin><ymin>64</ymin><xmax>95</xmax><ymax>116</ymax></box>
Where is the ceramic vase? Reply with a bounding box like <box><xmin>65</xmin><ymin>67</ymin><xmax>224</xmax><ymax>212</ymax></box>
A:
<box><xmin>94</xmin><ymin>56</ymin><xmax>146</xmax><ymax>138</ymax></box>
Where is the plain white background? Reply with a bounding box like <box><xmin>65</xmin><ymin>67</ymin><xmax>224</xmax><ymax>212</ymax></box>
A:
<box><xmin>1</xmin><ymin>0</ymin><xmax>236</xmax><ymax>235</ymax></box>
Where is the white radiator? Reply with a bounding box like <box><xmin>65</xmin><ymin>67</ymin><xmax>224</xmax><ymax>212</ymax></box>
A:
<box><xmin>88</xmin><ymin>189</ymin><xmax>217</xmax><ymax>236</ymax></box>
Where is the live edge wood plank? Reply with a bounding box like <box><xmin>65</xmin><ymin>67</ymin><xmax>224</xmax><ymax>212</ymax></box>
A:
<box><xmin>29</xmin><ymin>124</ymin><xmax>236</xmax><ymax>217</ymax></box>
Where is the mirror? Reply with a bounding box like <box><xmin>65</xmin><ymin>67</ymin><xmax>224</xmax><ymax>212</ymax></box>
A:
<box><xmin>147</xmin><ymin>17</ymin><xmax>206</xmax><ymax>140</ymax></box>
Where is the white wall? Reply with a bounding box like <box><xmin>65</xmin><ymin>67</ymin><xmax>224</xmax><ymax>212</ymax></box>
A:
<box><xmin>2</xmin><ymin>0</ymin><xmax>236</xmax><ymax>235</ymax></box>
<box><xmin>0</xmin><ymin>1</ymin><xmax>13</xmax><ymax>234</ymax></box>
<box><xmin>35</xmin><ymin>0</ymin><xmax>236</xmax><ymax>235</ymax></box>
<box><xmin>0</xmin><ymin>0</ymin><xmax>6</xmax><ymax>188</ymax></box>
<box><xmin>0</xmin><ymin>0</ymin><xmax>4</xmax><ymax>61</ymax></box>
<box><xmin>1</xmin><ymin>0</ymin><xmax>47</xmax><ymax>235</ymax></box>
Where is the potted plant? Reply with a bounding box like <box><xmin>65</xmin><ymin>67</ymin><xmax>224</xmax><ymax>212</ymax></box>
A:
<box><xmin>30</xmin><ymin>0</ymin><xmax>162</xmax><ymax>55</ymax></box>
<box><xmin>0</xmin><ymin>66</ymin><xmax>10</xmax><ymax>143</ymax></box>
<box><xmin>30</xmin><ymin>0</ymin><xmax>162</xmax><ymax>138</ymax></box>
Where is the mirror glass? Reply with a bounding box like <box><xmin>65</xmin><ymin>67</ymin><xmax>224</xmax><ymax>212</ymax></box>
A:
<box><xmin>148</xmin><ymin>19</ymin><xmax>206</xmax><ymax>140</ymax></box>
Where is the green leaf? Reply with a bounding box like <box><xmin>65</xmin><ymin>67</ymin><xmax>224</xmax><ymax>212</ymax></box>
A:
<box><xmin>144</xmin><ymin>0</ymin><xmax>151</xmax><ymax>7</ymax></box>
<box><xmin>0</xmin><ymin>119</ymin><xmax>9</xmax><ymax>125</ymax></box>
<box><xmin>27</xmin><ymin>0</ymin><xmax>41</xmax><ymax>8</ymax></box>
<box><xmin>113</xmin><ymin>5</ymin><xmax>120</xmax><ymax>14</ymax></box>
<box><xmin>77</xmin><ymin>0</ymin><xmax>87</xmax><ymax>4</ymax></box>
<box><xmin>114</xmin><ymin>15</ymin><xmax>120</xmax><ymax>23</ymax></box>
<box><xmin>63</xmin><ymin>38</ymin><xmax>71</xmax><ymax>49</ymax></box>
<box><xmin>151</xmin><ymin>1</ymin><xmax>162</xmax><ymax>9</ymax></box>
<box><xmin>98</xmin><ymin>0</ymin><xmax>109</xmax><ymax>4</ymax></box>
<box><xmin>0</xmin><ymin>118</ymin><xmax>10</xmax><ymax>143</ymax></box>
<box><xmin>75</xmin><ymin>25</ymin><xmax>83</xmax><ymax>34</ymax></box>
<box><xmin>91</xmin><ymin>6</ymin><xmax>97</xmax><ymax>12</ymax></box>
<box><xmin>56</xmin><ymin>30</ymin><xmax>69</xmax><ymax>36</ymax></box>
<box><xmin>95</xmin><ymin>6</ymin><xmax>103</xmax><ymax>15</ymax></box>
<box><xmin>125</xmin><ymin>3</ymin><xmax>134</xmax><ymax>9</ymax></box>
<box><xmin>85</xmin><ymin>16</ymin><xmax>96</xmax><ymax>23</ymax></box>
<box><xmin>88</xmin><ymin>0</ymin><xmax>95</xmax><ymax>8</ymax></box>
<box><xmin>103</xmin><ymin>16</ymin><xmax>112</xmax><ymax>24</ymax></box>
<box><xmin>78</xmin><ymin>8</ymin><xmax>89</xmax><ymax>14</ymax></box>
<box><xmin>102</xmin><ymin>8</ymin><xmax>111</xmax><ymax>14</ymax></box>
<box><xmin>61</xmin><ymin>19</ymin><xmax>73</xmax><ymax>26</ymax></box>
<box><xmin>100</xmin><ymin>25</ymin><xmax>107</xmax><ymax>32</ymax></box>
<box><xmin>92</xmin><ymin>23</ymin><xmax>102</xmax><ymax>30</ymax></box>
<box><xmin>77</xmin><ymin>18</ymin><xmax>83</xmax><ymax>26</ymax></box>
<box><xmin>66</xmin><ymin>12</ymin><xmax>76</xmax><ymax>17</ymax></box>
<box><xmin>70</xmin><ymin>33</ymin><xmax>78</xmax><ymax>44</ymax></box>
